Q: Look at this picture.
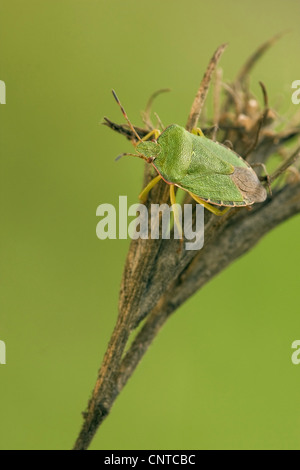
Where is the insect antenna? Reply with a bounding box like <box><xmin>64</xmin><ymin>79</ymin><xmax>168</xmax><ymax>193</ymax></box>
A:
<box><xmin>112</xmin><ymin>89</ymin><xmax>143</xmax><ymax>143</ymax></box>
<box><xmin>115</xmin><ymin>152</ymin><xmax>148</xmax><ymax>162</ymax></box>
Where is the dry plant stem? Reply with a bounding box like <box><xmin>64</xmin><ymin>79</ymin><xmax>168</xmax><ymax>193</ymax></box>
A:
<box><xmin>223</xmin><ymin>32</ymin><xmax>288</xmax><ymax>113</ymax></box>
<box><xmin>268</xmin><ymin>148</ymin><xmax>300</xmax><ymax>184</ymax></box>
<box><xmin>74</xmin><ymin>180</ymin><xmax>300</xmax><ymax>451</ymax></box>
<box><xmin>236</xmin><ymin>32</ymin><xmax>286</xmax><ymax>85</ymax></box>
<box><xmin>186</xmin><ymin>43</ymin><xmax>227</xmax><ymax>131</ymax></box>
<box><xmin>118</xmin><ymin>182</ymin><xmax>300</xmax><ymax>390</ymax></box>
<box><xmin>73</xmin><ymin>38</ymin><xmax>300</xmax><ymax>450</ymax></box>
<box><xmin>73</xmin><ymin>180</ymin><xmax>170</xmax><ymax>451</ymax></box>
<box><xmin>73</xmin><ymin>45</ymin><xmax>229</xmax><ymax>451</ymax></box>
<box><xmin>142</xmin><ymin>88</ymin><xmax>171</xmax><ymax>130</ymax></box>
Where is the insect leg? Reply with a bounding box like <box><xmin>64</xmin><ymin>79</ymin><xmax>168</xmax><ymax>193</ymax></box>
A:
<box><xmin>251</xmin><ymin>163</ymin><xmax>272</xmax><ymax>196</ymax></box>
<box><xmin>141</xmin><ymin>129</ymin><xmax>161</xmax><ymax>142</ymax></box>
<box><xmin>170</xmin><ymin>185</ymin><xmax>183</xmax><ymax>238</ymax></box>
<box><xmin>139</xmin><ymin>174</ymin><xmax>162</xmax><ymax>203</ymax></box>
<box><xmin>191</xmin><ymin>127</ymin><xmax>205</xmax><ymax>137</ymax></box>
<box><xmin>188</xmin><ymin>192</ymin><xmax>230</xmax><ymax>216</ymax></box>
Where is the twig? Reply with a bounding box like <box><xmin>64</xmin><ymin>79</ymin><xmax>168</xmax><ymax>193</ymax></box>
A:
<box><xmin>244</xmin><ymin>81</ymin><xmax>269</xmax><ymax>158</ymax></box>
<box><xmin>236</xmin><ymin>31</ymin><xmax>288</xmax><ymax>86</ymax></box>
<box><xmin>185</xmin><ymin>43</ymin><xmax>228</xmax><ymax>131</ymax></box>
<box><xmin>268</xmin><ymin>147</ymin><xmax>300</xmax><ymax>184</ymax></box>
<box><xmin>74</xmin><ymin>180</ymin><xmax>300</xmax><ymax>450</ymax></box>
<box><xmin>211</xmin><ymin>68</ymin><xmax>223</xmax><ymax>141</ymax></box>
<box><xmin>142</xmin><ymin>88</ymin><xmax>171</xmax><ymax>130</ymax></box>
<box><xmin>223</xmin><ymin>32</ymin><xmax>288</xmax><ymax>112</ymax></box>
<box><xmin>102</xmin><ymin>117</ymin><xmax>148</xmax><ymax>141</ymax></box>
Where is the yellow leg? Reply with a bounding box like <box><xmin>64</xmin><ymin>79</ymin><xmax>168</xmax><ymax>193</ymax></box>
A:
<box><xmin>139</xmin><ymin>174</ymin><xmax>162</xmax><ymax>203</ymax></box>
<box><xmin>191</xmin><ymin>127</ymin><xmax>205</xmax><ymax>137</ymax></box>
<box><xmin>170</xmin><ymin>185</ymin><xmax>182</xmax><ymax>236</ymax></box>
<box><xmin>188</xmin><ymin>192</ymin><xmax>231</xmax><ymax>216</ymax></box>
<box><xmin>138</xmin><ymin>129</ymin><xmax>162</xmax><ymax>202</ymax></box>
<box><xmin>142</xmin><ymin>129</ymin><xmax>161</xmax><ymax>142</ymax></box>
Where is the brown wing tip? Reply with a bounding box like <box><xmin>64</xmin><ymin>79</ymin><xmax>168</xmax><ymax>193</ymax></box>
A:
<box><xmin>231</xmin><ymin>167</ymin><xmax>267</xmax><ymax>204</ymax></box>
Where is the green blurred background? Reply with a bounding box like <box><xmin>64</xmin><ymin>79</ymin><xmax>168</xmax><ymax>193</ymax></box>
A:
<box><xmin>1</xmin><ymin>0</ymin><xmax>300</xmax><ymax>450</ymax></box>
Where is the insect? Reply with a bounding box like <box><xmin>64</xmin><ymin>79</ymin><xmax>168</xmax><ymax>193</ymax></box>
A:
<box><xmin>112</xmin><ymin>90</ymin><xmax>267</xmax><ymax>218</ymax></box>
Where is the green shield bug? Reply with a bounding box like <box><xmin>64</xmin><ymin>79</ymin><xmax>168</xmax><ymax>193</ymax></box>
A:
<box><xmin>112</xmin><ymin>90</ymin><xmax>267</xmax><ymax>217</ymax></box>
